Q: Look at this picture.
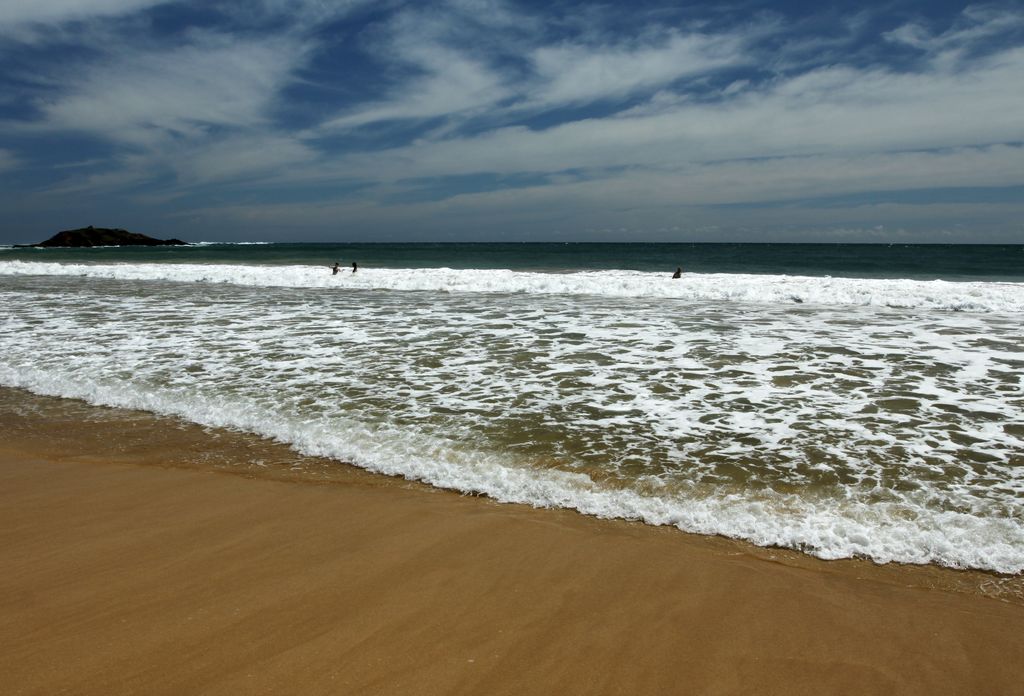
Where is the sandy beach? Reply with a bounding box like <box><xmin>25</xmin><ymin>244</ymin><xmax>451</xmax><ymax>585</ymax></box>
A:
<box><xmin>1</xmin><ymin>388</ymin><xmax>1023</xmax><ymax>695</ymax></box>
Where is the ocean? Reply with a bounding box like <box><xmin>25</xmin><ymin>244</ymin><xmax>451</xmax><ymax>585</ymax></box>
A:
<box><xmin>1</xmin><ymin>242</ymin><xmax>1022</xmax><ymax>573</ymax></box>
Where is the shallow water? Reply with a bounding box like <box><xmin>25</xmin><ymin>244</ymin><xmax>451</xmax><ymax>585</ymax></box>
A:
<box><xmin>1</xmin><ymin>252</ymin><xmax>1022</xmax><ymax>573</ymax></box>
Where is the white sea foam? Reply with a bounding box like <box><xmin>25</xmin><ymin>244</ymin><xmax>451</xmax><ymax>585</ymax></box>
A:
<box><xmin>190</xmin><ymin>241</ymin><xmax>273</xmax><ymax>246</ymax></box>
<box><xmin>1</xmin><ymin>361</ymin><xmax>1021</xmax><ymax>574</ymax></box>
<box><xmin>1</xmin><ymin>272</ymin><xmax>1022</xmax><ymax>573</ymax></box>
<box><xmin>1</xmin><ymin>260</ymin><xmax>1022</xmax><ymax>312</ymax></box>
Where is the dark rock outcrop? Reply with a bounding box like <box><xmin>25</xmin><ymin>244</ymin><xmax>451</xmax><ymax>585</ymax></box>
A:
<box><xmin>20</xmin><ymin>226</ymin><xmax>188</xmax><ymax>248</ymax></box>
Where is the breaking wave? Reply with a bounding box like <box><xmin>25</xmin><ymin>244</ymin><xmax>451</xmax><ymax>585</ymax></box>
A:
<box><xmin>2</xmin><ymin>260</ymin><xmax>1022</xmax><ymax>312</ymax></box>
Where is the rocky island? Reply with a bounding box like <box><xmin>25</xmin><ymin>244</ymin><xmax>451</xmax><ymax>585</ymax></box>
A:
<box><xmin>18</xmin><ymin>226</ymin><xmax>188</xmax><ymax>247</ymax></box>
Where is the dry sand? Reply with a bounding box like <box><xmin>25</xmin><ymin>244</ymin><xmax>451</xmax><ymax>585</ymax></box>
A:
<box><xmin>1</xmin><ymin>388</ymin><xmax>1023</xmax><ymax>695</ymax></box>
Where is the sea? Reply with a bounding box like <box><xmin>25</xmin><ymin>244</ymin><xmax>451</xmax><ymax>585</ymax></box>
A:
<box><xmin>1</xmin><ymin>242</ymin><xmax>1022</xmax><ymax>573</ymax></box>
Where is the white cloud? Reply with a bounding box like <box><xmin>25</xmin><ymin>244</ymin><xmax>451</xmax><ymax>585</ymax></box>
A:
<box><xmin>0</xmin><ymin>0</ymin><xmax>368</xmax><ymax>30</ymax></box>
<box><xmin>318</xmin><ymin>45</ymin><xmax>512</xmax><ymax>130</ymax></box>
<box><xmin>166</xmin><ymin>137</ymin><xmax>1024</xmax><ymax>241</ymax></box>
<box><xmin>42</xmin><ymin>152</ymin><xmax>157</xmax><ymax>194</ymax></box>
<box><xmin>326</xmin><ymin>44</ymin><xmax>1024</xmax><ymax>182</ymax></box>
<box><xmin>528</xmin><ymin>30</ymin><xmax>746</xmax><ymax>107</ymax></box>
<box><xmin>36</xmin><ymin>32</ymin><xmax>306</xmax><ymax>146</ymax></box>
<box><xmin>334</xmin><ymin>145</ymin><xmax>1020</xmax><ymax>225</ymax></box>
<box><xmin>0</xmin><ymin>0</ymin><xmax>164</xmax><ymax>27</ymax></box>
<box><xmin>6</xmin><ymin>2</ymin><xmax>1022</xmax><ymax>243</ymax></box>
<box><xmin>316</xmin><ymin>2</ymin><xmax>756</xmax><ymax>132</ymax></box>
<box><xmin>314</xmin><ymin>0</ymin><xmax>530</xmax><ymax>132</ymax></box>
<box><xmin>885</xmin><ymin>5</ymin><xmax>1024</xmax><ymax>52</ymax></box>
<box><xmin>21</xmin><ymin>27</ymin><xmax>323</xmax><ymax>192</ymax></box>
<box><xmin>217</xmin><ymin>0</ymin><xmax>374</xmax><ymax>32</ymax></box>
<box><xmin>42</xmin><ymin>121</ymin><xmax>318</xmax><ymax>196</ymax></box>
<box><xmin>214</xmin><ymin>33</ymin><xmax>1023</xmax><ymax>232</ymax></box>
<box><xmin>172</xmin><ymin>134</ymin><xmax>315</xmax><ymax>184</ymax></box>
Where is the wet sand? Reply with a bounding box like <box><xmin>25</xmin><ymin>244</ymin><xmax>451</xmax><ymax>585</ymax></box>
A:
<box><xmin>1</xmin><ymin>388</ymin><xmax>1023</xmax><ymax>695</ymax></box>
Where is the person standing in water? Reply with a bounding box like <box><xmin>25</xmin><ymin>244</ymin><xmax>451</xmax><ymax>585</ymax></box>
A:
<box><xmin>331</xmin><ymin>262</ymin><xmax>341</xmax><ymax>275</ymax></box>
<box><xmin>672</xmin><ymin>267</ymin><xmax>682</xmax><ymax>279</ymax></box>
<box><xmin>352</xmin><ymin>261</ymin><xmax>358</xmax><ymax>273</ymax></box>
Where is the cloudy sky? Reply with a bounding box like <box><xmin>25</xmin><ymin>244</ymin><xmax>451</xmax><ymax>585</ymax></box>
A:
<box><xmin>0</xmin><ymin>0</ymin><xmax>1022</xmax><ymax>244</ymax></box>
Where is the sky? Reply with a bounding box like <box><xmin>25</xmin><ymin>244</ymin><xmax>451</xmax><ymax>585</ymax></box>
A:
<box><xmin>0</xmin><ymin>0</ymin><xmax>1022</xmax><ymax>244</ymax></box>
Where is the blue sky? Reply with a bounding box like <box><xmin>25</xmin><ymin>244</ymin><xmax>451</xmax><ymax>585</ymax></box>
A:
<box><xmin>0</xmin><ymin>0</ymin><xmax>1022</xmax><ymax>244</ymax></box>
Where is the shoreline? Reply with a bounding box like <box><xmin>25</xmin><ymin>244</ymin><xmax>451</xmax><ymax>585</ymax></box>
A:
<box><xmin>2</xmin><ymin>386</ymin><xmax>1021</xmax><ymax>601</ymax></box>
<box><xmin>2</xmin><ymin>387</ymin><xmax>1023</xmax><ymax>694</ymax></box>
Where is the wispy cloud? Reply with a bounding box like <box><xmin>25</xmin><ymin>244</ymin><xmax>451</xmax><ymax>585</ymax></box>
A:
<box><xmin>0</xmin><ymin>0</ymin><xmax>165</xmax><ymax>28</ymax></box>
<box><xmin>317</xmin><ymin>3</ymin><xmax>758</xmax><ymax>132</ymax></box>
<box><xmin>885</xmin><ymin>4</ymin><xmax>1024</xmax><ymax>53</ymax></box>
<box><xmin>425</xmin><ymin>144</ymin><xmax>1024</xmax><ymax>211</ymax></box>
<box><xmin>321</xmin><ymin>44</ymin><xmax>1024</xmax><ymax>183</ymax></box>
<box><xmin>318</xmin><ymin>45</ymin><xmax>512</xmax><ymax>130</ymax></box>
<box><xmin>1</xmin><ymin>1</ymin><xmax>1022</xmax><ymax>242</ymax></box>
<box><xmin>36</xmin><ymin>32</ymin><xmax>306</xmax><ymax>147</ymax></box>
<box><xmin>171</xmin><ymin>133</ymin><xmax>316</xmax><ymax>185</ymax></box>
<box><xmin>526</xmin><ymin>29</ymin><xmax>748</xmax><ymax>107</ymax></box>
<box><xmin>0</xmin><ymin>148</ymin><xmax>18</xmax><ymax>173</ymax></box>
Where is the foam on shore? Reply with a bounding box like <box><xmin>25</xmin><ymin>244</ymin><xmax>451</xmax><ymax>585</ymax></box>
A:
<box><xmin>2</xmin><ymin>360</ymin><xmax>1021</xmax><ymax>574</ymax></box>
<box><xmin>2</xmin><ymin>260</ymin><xmax>1022</xmax><ymax>312</ymax></box>
<box><xmin>2</xmin><ymin>267</ymin><xmax>1022</xmax><ymax>574</ymax></box>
